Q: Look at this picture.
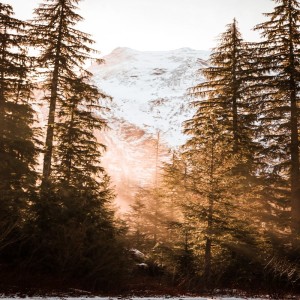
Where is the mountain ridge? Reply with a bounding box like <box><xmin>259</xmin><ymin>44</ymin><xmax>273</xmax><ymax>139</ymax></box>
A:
<box><xmin>90</xmin><ymin>47</ymin><xmax>209</xmax><ymax>209</ymax></box>
<box><xmin>91</xmin><ymin>47</ymin><xmax>208</xmax><ymax>147</ymax></box>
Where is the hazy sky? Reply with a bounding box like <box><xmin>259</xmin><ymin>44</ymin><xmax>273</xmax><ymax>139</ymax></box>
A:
<box><xmin>5</xmin><ymin>0</ymin><xmax>275</xmax><ymax>55</ymax></box>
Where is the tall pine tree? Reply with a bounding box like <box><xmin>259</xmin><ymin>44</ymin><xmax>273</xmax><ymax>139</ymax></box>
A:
<box><xmin>189</xmin><ymin>19</ymin><xmax>259</xmax><ymax>173</ymax></box>
<box><xmin>0</xmin><ymin>3</ymin><xmax>39</xmax><ymax>232</ymax></box>
<box><xmin>253</xmin><ymin>0</ymin><xmax>300</xmax><ymax>239</ymax></box>
<box><xmin>31</xmin><ymin>0</ymin><xmax>97</xmax><ymax>190</ymax></box>
<box><xmin>183</xmin><ymin>20</ymin><xmax>264</xmax><ymax>286</ymax></box>
<box><xmin>29</xmin><ymin>1</ymin><xmax>126</xmax><ymax>286</ymax></box>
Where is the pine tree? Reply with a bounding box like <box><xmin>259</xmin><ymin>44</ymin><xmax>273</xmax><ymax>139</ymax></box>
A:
<box><xmin>252</xmin><ymin>0</ymin><xmax>300</xmax><ymax>240</ymax></box>
<box><xmin>52</xmin><ymin>76</ymin><xmax>111</xmax><ymax>225</ymax></box>
<box><xmin>189</xmin><ymin>19</ymin><xmax>259</xmax><ymax>172</ymax></box>
<box><xmin>125</xmin><ymin>149</ymin><xmax>184</xmax><ymax>269</ymax></box>
<box><xmin>161</xmin><ymin>151</ymin><xmax>199</xmax><ymax>287</ymax></box>
<box><xmin>30</xmin><ymin>0</ymin><xmax>97</xmax><ymax>190</ymax></box>
<box><xmin>182</xmin><ymin>20</ymin><xmax>265</xmax><ymax>286</ymax></box>
<box><xmin>28</xmin><ymin>0</ymin><xmax>127</xmax><ymax>286</ymax></box>
<box><xmin>184</xmin><ymin>114</ymin><xmax>238</xmax><ymax>284</ymax></box>
<box><xmin>0</xmin><ymin>3</ymin><xmax>39</xmax><ymax>232</ymax></box>
<box><xmin>126</xmin><ymin>197</ymin><xmax>147</xmax><ymax>250</ymax></box>
<box><xmin>32</xmin><ymin>74</ymin><xmax>125</xmax><ymax>285</ymax></box>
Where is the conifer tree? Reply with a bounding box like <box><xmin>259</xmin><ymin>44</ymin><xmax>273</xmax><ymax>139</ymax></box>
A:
<box><xmin>28</xmin><ymin>0</ymin><xmax>126</xmax><ymax>285</ymax></box>
<box><xmin>252</xmin><ymin>0</ymin><xmax>300</xmax><ymax>239</ymax></box>
<box><xmin>32</xmin><ymin>74</ymin><xmax>125</xmax><ymax>284</ymax></box>
<box><xmin>182</xmin><ymin>20</ymin><xmax>264</xmax><ymax>286</ymax></box>
<box><xmin>184</xmin><ymin>114</ymin><xmax>238</xmax><ymax>284</ymax></box>
<box><xmin>52</xmin><ymin>76</ymin><xmax>111</xmax><ymax>225</ymax></box>
<box><xmin>189</xmin><ymin>19</ymin><xmax>258</xmax><ymax>173</ymax></box>
<box><xmin>126</xmin><ymin>151</ymin><xmax>184</xmax><ymax>267</ymax></box>
<box><xmin>31</xmin><ymin>0</ymin><xmax>97</xmax><ymax>190</ymax></box>
<box><xmin>0</xmin><ymin>3</ymin><xmax>39</xmax><ymax>231</ymax></box>
<box><xmin>126</xmin><ymin>197</ymin><xmax>147</xmax><ymax>250</ymax></box>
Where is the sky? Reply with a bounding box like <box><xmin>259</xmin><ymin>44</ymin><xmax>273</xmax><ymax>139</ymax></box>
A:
<box><xmin>4</xmin><ymin>0</ymin><xmax>275</xmax><ymax>56</ymax></box>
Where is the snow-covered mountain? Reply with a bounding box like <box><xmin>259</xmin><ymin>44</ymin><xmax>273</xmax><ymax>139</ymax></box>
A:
<box><xmin>91</xmin><ymin>47</ymin><xmax>208</xmax><ymax>147</ymax></box>
<box><xmin>90</xmin><ymin>47</ymin><xmax>208</xmax><ymax>210</ymax></box>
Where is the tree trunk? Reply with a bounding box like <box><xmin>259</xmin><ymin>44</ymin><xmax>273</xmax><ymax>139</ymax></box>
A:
<box><xmin>204</xmin><ymin>133</ymin><xmax>215</xmax><ymax>286</ymax></box>
<box><xmin>65</xmin><ymin>101</ymin><xmax>75</xmax><ymax>183</ymax></box>
<box><xmin>231</xmin><ymin>19</ymin><xmax>239</xmax><ymax>154</ymax></box>
<box><xmin>0</xmin><ymin>27</ymin><xmax>6</xmax><ymax>153</ymax></box>
<box><xmin>41</xmin><ymin>4</ymin><xmax>65</xmax><ymax>190</ymax></box>
<box><xmin>204</xmin><ymin>236</ymin><xmax>212</xmax><ymax>285</ymax></box>
<box><xmin>288</xmin><ymin>1</ymin><xmax>300</xmax><ymax>238</ymax></box>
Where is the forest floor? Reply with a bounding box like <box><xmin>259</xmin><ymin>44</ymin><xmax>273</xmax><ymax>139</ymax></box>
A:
<box><xmin>0</xmin><ymin>270</ymin><xmax>297</xmax><ymax>299</ymax></box>
<box><xmin>0</xmin><ymin>283</ymin><xmax>297</xmax><ymax>299</ymax></box>
<box><xmin>0</xmin><ymin>296</ymin><xmax>296</xmax><ymax>300</ymax></box>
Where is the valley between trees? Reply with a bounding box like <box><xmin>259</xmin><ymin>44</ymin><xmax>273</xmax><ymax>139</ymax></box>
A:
<box><xmin>1</xmin><ymin>0</ymin><xmax>300</xmax><ymax>297</ymax></box>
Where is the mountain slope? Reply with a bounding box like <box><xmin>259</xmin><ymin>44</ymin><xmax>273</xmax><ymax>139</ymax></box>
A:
<box><xmin>90</xmin><ymin>47</ymin><xmax>208</xmax><ymax>209</ymax></box>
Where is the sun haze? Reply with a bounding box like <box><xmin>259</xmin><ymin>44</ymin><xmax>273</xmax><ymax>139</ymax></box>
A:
<box><xmin>5</xmin><ymin>0</ymin><xmax>274</xmax><ymax>54</ymax></box>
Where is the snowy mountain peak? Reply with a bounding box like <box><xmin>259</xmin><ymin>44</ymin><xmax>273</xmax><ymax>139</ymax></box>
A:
<box><xmin>91</xmin><ymin>47</ymin><xmax>208</xmax><ymax>147</ymax></box>
<box><xmin>90</xmin><ymin>48</ymin><xmax>208</xmax><ymax>209</ymax></box>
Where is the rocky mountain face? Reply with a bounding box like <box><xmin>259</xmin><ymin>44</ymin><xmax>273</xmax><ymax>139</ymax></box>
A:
<box><xmin>91</xmin><ymin>47</ymin><xmax>209</xmax><ymax>210</ymax></box>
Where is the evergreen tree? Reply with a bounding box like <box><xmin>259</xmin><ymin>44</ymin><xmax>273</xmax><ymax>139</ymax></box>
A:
<box><xmin>28</xmin><ymin>0</ymin><xmax>126</xmax><ymax>287</ymax></box>
<box><xmin>128</xmin><ymin>186</ymin><xmax>170</xmax><ymax>247</ymax></box>
<box><xmin>30</xmin><ymin>0</ymin><xmax>97</xmax><ymax>190</ymax></box>
<box><xmin>161</xmin><ymin>151</ymin><xmax>199</xmax><ymax>287</ymax></box>
<box><xmin>182</xmin><ymin>20</ymin><xmax>266</xmax><ymax>286</ymax></box>
<box><xmin>252</xmin><ymin>0</ymin><xmax>300</xmax><ymax>239</ymax></box>
<box><xmin>126</xmin><ymin>197</ymin><xmax>147</xmax><ymax>250</ymax></box>
<box><xmin>184</xmin><ymin>114</ymin><xmax>238</xmax><ymax>284</ymax></box>
<box><xmin>189</xmin><ymin>19</ymin><xmax>259</xmax><ymax>173</ymax></box>
<box><xmin>0</xmin><ymin>3</ymin><xmax>39</xmax><ymax>233</ymax></box>
<box><xmin>52</xmin><ymin>76</ymin><xmax>111</xmax><ymax>228</ymax></box>
<box><xmin>31</xmin><ymin>74</ymin><xmax>125</xmax><ymax>286</ymax></box>
<box><xmin>125</xmin><ymin>149</ymin><xmax>185</xmax><ymax>272</ymax></box>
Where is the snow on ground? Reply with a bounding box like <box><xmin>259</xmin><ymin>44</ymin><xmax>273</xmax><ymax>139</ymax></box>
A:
<box><xmin>0</xmin><ymin>296</ymin><xmax>274</xmax><ymax>300</ymax></box>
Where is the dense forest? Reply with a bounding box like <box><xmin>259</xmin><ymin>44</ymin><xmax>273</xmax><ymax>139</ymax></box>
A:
<box><xmin>1</xmin><ymin>0</ymin><xmax>300</xmax><ymax>296</ymax></box>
